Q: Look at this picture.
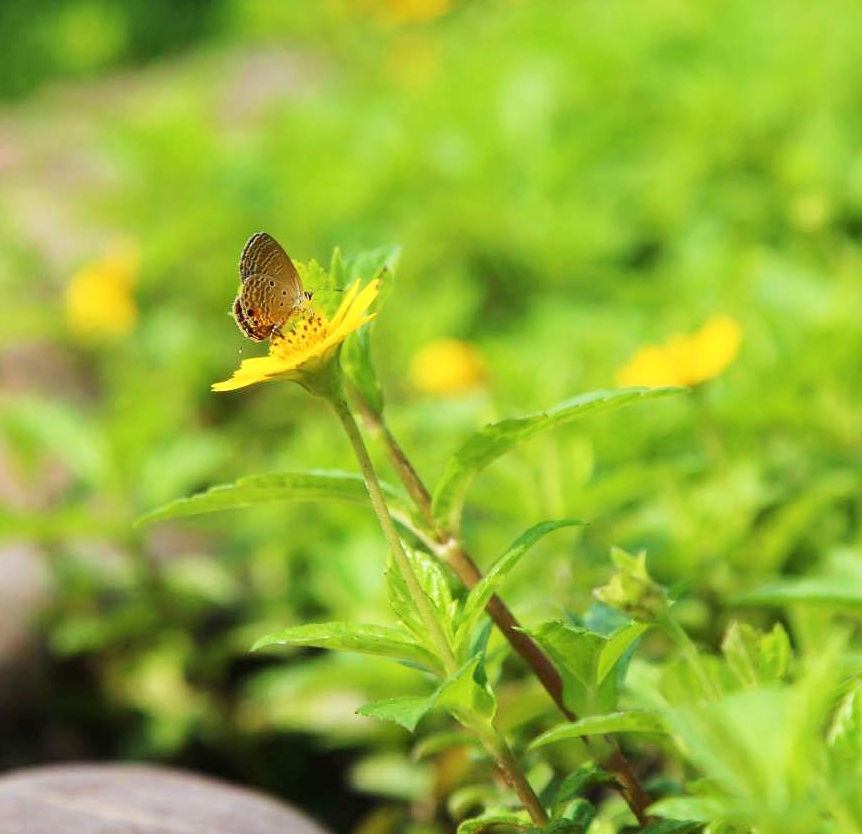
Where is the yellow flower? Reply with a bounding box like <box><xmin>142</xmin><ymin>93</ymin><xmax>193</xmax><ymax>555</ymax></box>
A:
<box><xmin>409</xmin><ymin>338</ymin><xmax>487</xmax><ymax>396</ymax></box>
<box><xmin>616</xmin><ymin>315</ymin><xmax>742</xmax><ymax>388</ymax></box>
<box><xmin>65</xmin><ymin>239</ymin><xmax>139</xmax><ymax>340</ymax></box>
<box><xmin>212</xmin><ymin>279</ymin><xmax>380</xmax><ymax>393</ymax></box>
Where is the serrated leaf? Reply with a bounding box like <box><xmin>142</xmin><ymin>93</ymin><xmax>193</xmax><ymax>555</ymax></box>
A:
<box><xmin>456</xmin><ymin>520</ymin><xmax>583</xmax><ymax>651</ymax></box>
<box><xmin>721</xmin><ymin>621</ymin><xmax>791</xmax><ymax>689</ymax></box>
<box><xmin>358</xmin><ymin>696</ymin><xmax>434</xmax><ymax>732</ymax></box>
<box><xmin>530</xmin><ymin>710</ymin><xmax>669</xmax><ymax>749</ymax></box>
<box><xmin>457</xmin><ymin>812</ymin><xmax>532</xmax><ymax>833</ymax></box>
<box><xmin>251</xmin><ymin>622</ymin><xmax>442</xmax><ymax>674</ymax></box>
<box><xmin>136</xmin><ymin>469</ymin><xmax>411</xmax><ymax>526</ymax></box>
<box><xmin>431</xmin><ymin>387</ymin><xmax>684</xmax><ymax>531</ymax></box>
<box><xmin>528</xmin><ymin>622</ymin><xmax>617</xmax><ymax>717</ymax></box>
<box><xmin>387</xmin><ymin>549</ymin><xmax>457</xmax><ymax>649</ymax></box>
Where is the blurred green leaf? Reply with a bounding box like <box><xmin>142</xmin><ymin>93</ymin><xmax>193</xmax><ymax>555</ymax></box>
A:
<box><xmin>734</xmin><ymin>578</ymin><xmax>862</xmax><ymax>609</ymax></box>
<box><xmin>721</xmin><ymin>621</ymin><xmax>791</xmax><ymax>689</ymax></box>
<box><xmin>431</xmin><ymin>387</ymin><xmax>685</xmax><ymax>531</ymax></box>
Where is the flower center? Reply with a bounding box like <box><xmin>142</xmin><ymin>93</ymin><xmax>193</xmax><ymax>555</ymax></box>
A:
<box><xmin>270</xmin><ymin>308</ymin><xmax>330</xmax><ymax>362</ymax></box>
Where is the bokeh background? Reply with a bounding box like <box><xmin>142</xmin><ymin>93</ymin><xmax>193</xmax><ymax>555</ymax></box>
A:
<box><xmin>2</xmin><ymin>0</ymin><xmax>861</xmax><ymax>831</ymax></box>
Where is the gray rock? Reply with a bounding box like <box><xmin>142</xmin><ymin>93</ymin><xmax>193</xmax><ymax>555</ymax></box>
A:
<box><xmin>0</xmin><ymin>763</ymin><xmax>332</xmax><ymax>833</ymax></box>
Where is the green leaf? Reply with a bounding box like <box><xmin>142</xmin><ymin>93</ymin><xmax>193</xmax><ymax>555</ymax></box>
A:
<box><xmin>251</xmin><ymin>622</ymin><xmax>442</xmax><ymax>674</ymax></box>
<box><xmin>530</xmin><ymin>710</ymin><xmax>669</xmax><ymax>749</ymax></box>
<box><xmin>550</xmin><ymin>764</ymin><xmax>612</xmax><ymax>807</ymax></box>
<box><xmin>827</xmin><ymin>680</ymin><xmax>862</xmax><ymax>762</ymax></box>
<box><xmin>641</xmin><ymin>820</ymin><xmax>703</xmax><ymax>834</ymax></box>
<box><xmin>648</xmin><ymin>796</ymin><xmax>725</xmax><ymax>823</ymax></box>
<box><xmin>457</xmin><ymin>812</ymin><xmax>531</xmax><ymax>833</ymax></box>
<box><xmin>597</xmin><ymin>621</ymin><xmax>650</xmax><ymax>685</ymax></box>
<box><xmin>136</xmin><ymin>470</ymin><xmax>411</xmax><ymax>526</ymax></box>
<box><xmin>358</xmin><ymin>696</ymin><xmax>434</xmax><ymax>732</ymax></box>
<box><xmin>721</xmin><ymin>621</ymin><xmax>791</xmax><ymax>688</ymax></box>
<box><xmin>528</xmin><ymin>621</ymin><xmax>617</xmax><ymax>717</ymax></box>
<box><xmin>434</xmin><ymin>655</ymin><xmax>497</xmax><ymax>725</ymax></box>
<box><xmin>1</xmin><ymin>396</ymin><xmax>108</xmax><ymax>485</ymax></box>
<box><xmin>456</xmin><ymin>520</ymin><xmax>583</xmax><ymax>650</ymax></box>
<box><xmin>734</xmin><ymin>577</ymin><xmax>862</xmax><ymax>609</ymax></box>
<box><xmin>340</xmin><ymin>244</ymin><xmax>401</xmax><ymax>287</ymax></box>
<box><xmin>339</xmin><ymin>245</ymin><xmax>400</xmax><ymax>415</ymax></box>
<box><xmin>387</xmin><ymin>548</ymin><xmax>457</xmax><ymax>649</ymax></box>
<box><xmin>431</xmin><ymin>387</ymin><xmax>684</xmax><ymax>531</ymax></box>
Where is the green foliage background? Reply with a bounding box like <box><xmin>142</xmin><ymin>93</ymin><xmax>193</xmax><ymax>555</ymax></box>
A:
<box><xmin>1</xmin><ymin>0</ymin><xmax>861</xmax><ymax>831</ymax></box>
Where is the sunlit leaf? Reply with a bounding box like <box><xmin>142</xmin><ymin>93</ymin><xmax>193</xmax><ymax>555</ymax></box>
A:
<box><xmin>251</xmin><ymin>622</ymin><xmax>442</xmax><ymax>675</ymax></box>
<box><xmin>136</xmin><ymin>470</ymin><xmax>412</xmax><ymax>526</ymax></box>
<box><xmin>358</xmin><ymin>696</ymin><xmax>434</xmax><ymax>732</ymax></box>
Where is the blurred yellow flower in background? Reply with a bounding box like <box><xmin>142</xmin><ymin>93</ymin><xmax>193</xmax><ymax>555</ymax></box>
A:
<box><xmin>617</xmin><ymin>315</ymin><xmax>742</xmax><ymax>388</ymax></box>
<box><xmin>409</xmin><ymin>338</ymin><xmax>487</xmax><ymax>396</ymax></box>
<box><xmin>65</xmin><ymin>239</ymin><xmax>139</xmax><ymax>340</ymax></box>
<box><xmin>213</xmin><ymin>279</ymin><xmax>379</xmax><ymax>392</ymax></box>
<box><xmin>364</xmin><ymin>0</ymin><xmax>454</xmax><ymax>26</ymax></box>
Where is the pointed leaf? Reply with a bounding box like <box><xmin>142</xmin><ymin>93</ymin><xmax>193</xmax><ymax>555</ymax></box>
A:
<box><xmin>530</xmin><ymin>710</ymin><xmax>669</xmax><ymax>749</ymax></box>
<box><xmin>434</xmin><ymin>655</ymin><xmax>497</xmax><ymax>724</ymax></box>
<box><xmin>457</xmin><ymin>520</ymin><xmax>583</xmax><ymax>649</ymax></box>
<box><xmin>387</xmin><ymin>549</ymin><xmax>456</xmax><ymax>649</ymax></box>
<box><xmin>597</xmin><ymin>621</ymin><xmax>650</xmax><ymax>685</ymax></box>
<box><xmin>358</xmin><ymin>696</ymin><xmax>434</xmax><ymax>732</ymax></box>
<box><xmin>431</xmin><ymin>387</ymin><xmax>684</xmax><ymax>530</ymax></box>
<box><xmin>136</xmin><ymin>470</ymin><xmax>411</xmax><ymax>526</ymax></box>
<box><xmin>528</xmin><ymin>622</ymin><xmax>617</xmax><ymax>717</ymax></box>
<box><xmin>251</xmin><ymin>622</ymin><xmax>442</xmax><ymax>674</ymax></box>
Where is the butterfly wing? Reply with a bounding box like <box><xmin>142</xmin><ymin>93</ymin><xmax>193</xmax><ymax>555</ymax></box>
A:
<box><xmin>239</xmin><ymin>232</ymin><xmax>301</xmax><ymax>290</ymax></box>
<box><xmin>233</xmin><ymin>233</ymin><xmax>307</xmax><ymax>341</ymax></box>
<box><xmin>232</xmin><ymin>290</ymin><xmax>271</xmax><ymax>342</ymax></box>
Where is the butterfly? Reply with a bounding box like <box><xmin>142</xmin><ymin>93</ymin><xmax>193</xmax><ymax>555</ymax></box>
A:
<box><xmin>232</xmin><ymin>232</ymin><xmax>312</xmax><ymax>341</ymax></box>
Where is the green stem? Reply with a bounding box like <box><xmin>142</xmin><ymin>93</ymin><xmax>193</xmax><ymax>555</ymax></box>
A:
<box><xmin>475</xmin><ymin>721</ymin><xmax>549</xmax><ymax>827</ymax></box>
<box><xmin>335</xmin><ymin>397</ymin><xmax>548</xmax><ymax>825</ymax></box>
<box><xmin>353</xmin><ymin>396</ymin><xmax>438</xmax><ymax>532</ymax></box>
<box><xmin>332</xmin><ymin>397</ymin><xmax>458</xmax><ymax>675</ymax></box>
<box><xmin>367</xmin><ymin>412</ymin><xmax>653</xmax><ymax>825</ymax></box>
